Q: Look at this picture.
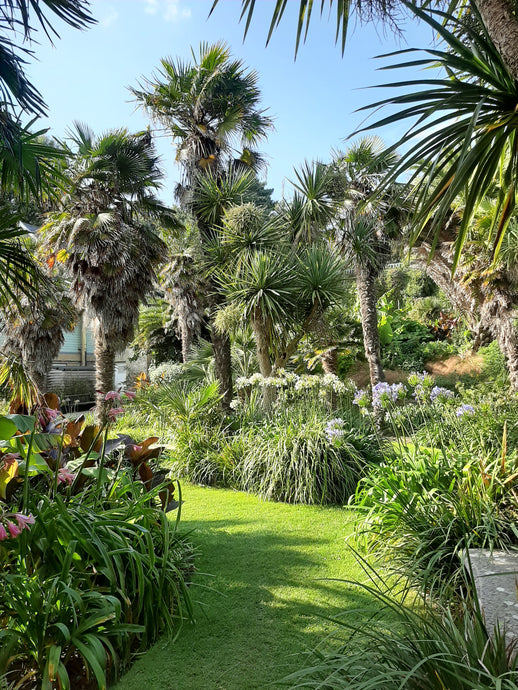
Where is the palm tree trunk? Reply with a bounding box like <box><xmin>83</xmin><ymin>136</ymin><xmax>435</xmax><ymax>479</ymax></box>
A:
<box><xmin>475</xmin><ymin>0</ymin><xmax>518</xmax><ymax>81</ymax></box>
<box><xmin>94</xmin><ymin>332</ymin><xmax>116</xmax><ymax>422</ymax></box>
<box><xmin>211</xmin><ymin>326</ymin><xmax>233</xmax><ymax>413</ymax></box>
<box><xmin>415</xmin><ymin>242</ymin><xmax>518</xmax><ymax>390</ymax></box>
<box><xmin>355</xmin><ymin>262</ymin><xmax>385</xmax><ymax>386</ymax></box>
<box><xmin>251</xmin><ymin>309</ymin><xmax>276</xmax><ymax>409</ymax></box>
<box><xmin>180</xmin><ymin>315</ymin><xmax>194</xmax><ymax>363</ymax></box>
<box><xmin>480</xmin><ymin>295</ymin><xmax>518</xmax><ymax>390</ymax></box>
<box><xmin>251</xmin><ymin>310</ymin><xmax>272</xmax><ymax>378</ymax></box>
<box><xmin>322</xmin><ymin>347</ymin><xmax>338</xmax><ymax>375</ymax></box>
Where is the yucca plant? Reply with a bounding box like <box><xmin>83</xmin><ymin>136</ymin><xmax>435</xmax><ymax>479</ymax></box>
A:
<box><xmin>358</xmin><ymin>3</ymin><xmax>518</xmax><ymax>270</ymax></box>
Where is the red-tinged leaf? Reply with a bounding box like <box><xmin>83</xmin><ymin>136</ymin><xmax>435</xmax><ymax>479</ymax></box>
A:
<box><xmin>138</xmin><ymin>462</ymin><xmax>154</xmax><ymax>491</ymax></box>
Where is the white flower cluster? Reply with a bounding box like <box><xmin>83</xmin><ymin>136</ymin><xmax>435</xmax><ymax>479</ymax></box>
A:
<box><xmin>148</xmin><ymin>362</ymin><xmax>185</xmax><ymax>384</ymax></box>
<box><xmin>235</xmin><ymin>371</ymin><xmax>351</xmax><ymax>396</ymax></box>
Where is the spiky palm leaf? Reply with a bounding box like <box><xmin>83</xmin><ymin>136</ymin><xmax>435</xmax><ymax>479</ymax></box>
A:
<box><xmin>0</xmin><ymin>206</ymin><xmax>44</xmax><ymax>306</ymax></box>
<box><xmin>296</xmin><ymin>245</ymin><xmax>347</xmax><ymax>308</ymax></box>
<box><xmin>287</xmin><ymin>160</ymin><xmax>337</xmax><ymax>245</ymax></box>
<box><xmin>357</xmin><ymin>4</ymin><xmax>518</xmax><ymax>270</ymax></box>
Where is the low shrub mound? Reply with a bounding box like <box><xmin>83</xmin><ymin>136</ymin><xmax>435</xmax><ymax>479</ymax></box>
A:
<box><xmin>239</xmin><ymin>415</ymin><xmax>380</xmax><ymax>504</ymax></box>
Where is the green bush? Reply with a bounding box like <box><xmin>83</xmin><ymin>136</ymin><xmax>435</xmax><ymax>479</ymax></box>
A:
<box><xmin>239</xmin><ymin>412</ymin><xmax>382</xmax><ymax>504</ymax></box>
<box><xmin>356</xmin><ymin>442</ymin><xmax>518</xmax><ymax>595</ymax></box>
<box><xmin>381</xmin><ymin>316</ymin><xmax>433</xmax><ymax>370</ymax></box>
<box><xmin>0</xmin><ymin>405</ymin><xmax>195</xmax><ymax>690</ymax></box>
<box><xmin>1</xmin><ymin>480</ymin><xmax>194</xmax><ymax>689</ymax></box>
<box><xmin>479</xmin><ymin>340</ymin><xmax>508</xmax><ymax>384</ymax></box>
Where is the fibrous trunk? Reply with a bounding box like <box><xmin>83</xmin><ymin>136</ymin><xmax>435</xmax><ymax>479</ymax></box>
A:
<box><xmin>475</xmin><ymin>0</ymin><xmax>518</xmax><ymax>81</ymax></box>
<box><xmin>251</xmin><ymin>309</ymin><xmax>275</xmax><ymax>408</ymax></box>
<box><xmin>414</xmin><ymin>242</ymin><xmax>518</xmax><ymax>390</ymax></box>
<box><xmin>94</xmin><ymin>331</ymin><xmax>116</xmax><ymax>423</ymax></box>
<box><xmin>355</xmin><ymin>262</ymin><xmax>385</xmax><ymax>386</ymax></box>
<box><xmin>210</xmin><ymin>312</ymin><xmax>233</xmax><ymax>413</ymax></box>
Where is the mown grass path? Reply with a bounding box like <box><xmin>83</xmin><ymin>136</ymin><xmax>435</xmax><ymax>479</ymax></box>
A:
<box><xmin>116</xmin><ymin>485</ymin><xmax>371</xmax><ymax>690</ymax></box>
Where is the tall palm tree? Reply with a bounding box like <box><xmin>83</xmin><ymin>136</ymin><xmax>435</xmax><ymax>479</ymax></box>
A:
<box><xmin>41</xmin><ymin>126</ymin><xmax>173</xmax><ymax>419</ymax></box>
<box><xmin>330</xmin><ymin>137</ymin><xmax>403</xmax><ymax>386</ymax></box>
<box><xmin>132</xmin><ymin>42</ymin><xmax>273</xmax><ymax>410</ymax></box>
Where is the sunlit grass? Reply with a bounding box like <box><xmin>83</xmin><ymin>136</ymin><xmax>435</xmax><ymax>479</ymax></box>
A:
<box><xmin>115</xmin><ymin>484</ymin><xmax>375</xmax><ymax>690</ymax></box>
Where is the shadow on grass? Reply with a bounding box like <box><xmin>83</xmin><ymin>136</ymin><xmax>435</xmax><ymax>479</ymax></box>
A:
<box><xmin>115</xmin><ymin>492</ymin><xmax>378</xmax><ymax>690</ymax></box>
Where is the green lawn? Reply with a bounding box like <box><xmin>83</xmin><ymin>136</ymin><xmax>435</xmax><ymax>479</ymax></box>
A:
<box><xmin>115</xmin><ymin>484</ymin><xmax>375</xmax><ymax>690</ymax></box>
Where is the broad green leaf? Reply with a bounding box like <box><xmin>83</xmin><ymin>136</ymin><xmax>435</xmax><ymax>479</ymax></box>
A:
<box><xmin>0</xmin><ymin>416</ymin><xmax>17</xmax><ymax>441</ymax></box>
<box><xmin>5</xmin><ymin>414</ymin><xmax>35</xmax><ymax>433</ymax></box>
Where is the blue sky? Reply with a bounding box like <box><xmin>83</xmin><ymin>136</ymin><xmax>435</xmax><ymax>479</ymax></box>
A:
<box><xmin>26</xmin><ymin>0</ymin><xmax>436</xmax><ymax>203</ymax></box>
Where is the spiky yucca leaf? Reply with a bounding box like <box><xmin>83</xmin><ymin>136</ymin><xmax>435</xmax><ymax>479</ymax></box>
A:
<box><xmin>358</xmin><ymin>4</ymin><xmax>518</xmax><ymax>270</ymax></box>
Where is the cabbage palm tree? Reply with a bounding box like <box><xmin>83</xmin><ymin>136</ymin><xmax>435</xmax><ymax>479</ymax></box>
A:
<box><xmin>331</xmin><ymin>137</ymin><xmax>403</xmax><ymax>386</ymax></box>
<box><xmin>41</xmin><ymin>126</ymin><xmax>172</xmax><ymax>419</ymax></box>
<box><xmin>221</xmin><ymin>204</ymin><xmax>346</xmax><ymax>383</ymax></box>
<box><xmin>357</xmin><ymin>6</ymin><xmax>518</xmax><ymax>270</ymax></box>
<box><xmin>132</xmin><ymin>42</ymin><xmax>273</xmax><ymax>410</ymax></box>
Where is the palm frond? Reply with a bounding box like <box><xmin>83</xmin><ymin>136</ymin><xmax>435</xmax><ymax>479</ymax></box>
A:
<box><xmin>357</xmin><ymin>3</ymin><xmax>518</xmax><ymax>270</ymax></box>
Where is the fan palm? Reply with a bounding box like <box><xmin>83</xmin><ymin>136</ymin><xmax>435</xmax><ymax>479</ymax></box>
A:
<box><xmin>132</xmin><ymin>42</ymin><xmax>273</xmax><ymax>410</ymax></box>
<box><xmin>41</xmin><ymin>127</ymin><xmax>172</xmax><ymax>419</ymax></box>
<box><xmin>1</xmin><ymin>274</ymin><xmax>77</xmax><ymax>390</ymax></box>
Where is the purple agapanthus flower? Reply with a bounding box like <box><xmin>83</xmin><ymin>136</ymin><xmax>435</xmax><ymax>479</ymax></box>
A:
<box><xmin>456</xmin><ymin>404</ymin><xmax>476</xmax><ymax>417</ymax></box>
<box><xmin>430</xmin><ymin>386</ymin><xmax>455</xmax><ymax>403</ymax></box>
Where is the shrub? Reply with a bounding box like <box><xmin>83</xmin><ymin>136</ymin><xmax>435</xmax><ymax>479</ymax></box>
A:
<box><xmin>381</xmin><ymin>316</ymin><xmax>434</xmax><ymax>371</ymax></box>
<box><xmin>356</xmin><ymin>441</ymin><xmax>518</xmax><ymax>595</ymax></box>
<box><xmin>0</xmin><ymin>401</ymin><xmax>195</xmax><ymax>689</ymax></box>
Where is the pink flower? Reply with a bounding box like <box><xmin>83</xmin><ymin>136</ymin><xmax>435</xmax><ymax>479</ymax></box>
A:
<box><xmin>0</xmin><ymin>523</ymin><xmax>8</xmax><ymax>541</ymax></box>
<box><xmin>44</xmin><ymin>408</ymin><xmax>59</xmax><ymax>420</ymax></box>
<box><xmin>7</xmin><ymin>521</ymin><xmax>22</xmax><ymax>538</ymax></box>
<box><xmin>57</xmin><ymin>468</ymin><xmax>76</xmax><ymax>486</ymax></box>
<box><xmin>108</xmin><ymin>407</ymin><xmax>125</xmax><ymax>421</ymax></box>
<box><xmin>105</xmin><ymin>391</ymin><xmax>122</xmax><ymax>402</ymax></box>
<box><xmin>14</xmin><ymin>513</ymin><xmax>35</xmax><ymax>530</ymax></box>
<box><xmin>123</xmin><ymin>390</ymin><xmax>136</xmax><ymax>400</ymax></box>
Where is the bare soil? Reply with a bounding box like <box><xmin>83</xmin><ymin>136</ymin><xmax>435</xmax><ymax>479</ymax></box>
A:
<box><xmin>347</xmin><ymin>353</ymin><xmax>484</xmax><ymax>388</ymax></box>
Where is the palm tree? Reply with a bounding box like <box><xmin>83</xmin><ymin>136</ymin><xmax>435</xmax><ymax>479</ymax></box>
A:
<box><xmin>220</xmin><ymin>203</ymin><xmax>346</xmax><ymax>397</ymax></box>
<box><xmin>357</xmin><ymin>6</ymin><xmax>518</xmax><ymax>270</ymax></box>
<box><xmin>1</xmin><ymin>274</ymin><xmax>77</xmax><ymax>390</ymax></box>
<box><xmin>132</xmin><ymin>42</ymin><xmax>273</xmax><ymax>410</ymax></box>
<box><xmin>330</xmin><ymin>137</ymin><xmax>403</xmax><ymax>386</ymax></box>
<box><xmin>162</xmin><ymin>253</ymin><xmax>204</xmax><ymax>363</ymax></box>
<box><xmin>41</xmin><ymin>126</ymin><xmax>172</xmax><ymax>419</ymax></box>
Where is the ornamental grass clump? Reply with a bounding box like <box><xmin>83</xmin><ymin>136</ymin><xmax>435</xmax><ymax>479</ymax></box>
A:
<box><xmin>239</xmin><ymin>410</ymin><xmax>382</xmax><ymax>504</ymax></box>
<box><xmin>284</xmin><ymin>575</ymin><xmax>518</xmax><ymax>689</ymax></box>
